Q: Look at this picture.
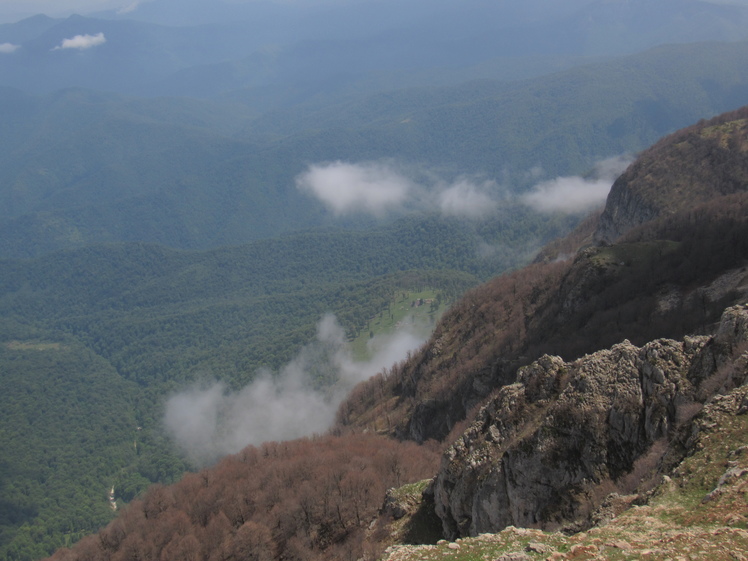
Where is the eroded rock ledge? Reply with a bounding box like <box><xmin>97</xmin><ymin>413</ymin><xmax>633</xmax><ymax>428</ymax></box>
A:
<box><xmin>434</xmin><ymin>304</ymin><xmax>748</xmax><ymax>539</ymax></box>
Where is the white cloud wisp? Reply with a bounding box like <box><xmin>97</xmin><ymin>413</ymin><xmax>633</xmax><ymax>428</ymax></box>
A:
<box><xmin>521</xmin><ymin>155</ymin><xmax>632</xmax><ymax>214</ymax></box>
<box><xmin>163</xmin><ymin>314</ymin><xmax>426</xmax><ymax>466</ymax></box>
<box><xmin>437</xmin><ymin>179</ymin><xmax>498</xmax><ymax>218</ymax></box>
<box><xmin>296</xmin><ymin>160</ymin><xmax>412</xmax><ymax>216</ymax></box>
<box><xmin>297</xmin><ymin>156</ymin><xmax>631</xmax><ymax>218</ymax></box>
<box><xmin>52</xmin><ymin>32</ymin><xmax>106</xmax><ymax>50</ymax></box>
<box><xmin>297</xmin><ymin>160</ymin><xmax>509</xmax><ymax>219</ymax></box>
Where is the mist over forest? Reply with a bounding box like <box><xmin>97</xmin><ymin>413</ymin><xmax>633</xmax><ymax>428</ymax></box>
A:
<box><xmin>2</xmin><ymin>1</ymin><xmax>748</xmax><ymax>560</ymax></box>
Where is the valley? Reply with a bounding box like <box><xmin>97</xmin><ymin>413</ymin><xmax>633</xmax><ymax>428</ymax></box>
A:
<box><xmin>0</xmin><ymin>1</ymin><xmax>748</xmax><ymax>560</ymax></box>
<box><xmin>30</xmin><ymin>102</ymin><xmax>748</xmax><ymax>561</ymax></box>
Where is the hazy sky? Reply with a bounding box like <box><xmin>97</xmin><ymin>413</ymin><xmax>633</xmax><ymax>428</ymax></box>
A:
<box><xmin>0</xmin><ymin>0</ymin><xmax>296</xmax><ymax>20</ymax></box>
<box><xmin>0</xmin><ymin>0</ymin><xmax>319</xmax><ymax>22</ymax></box>
<box><xmin>3</xmin><ymin>0</ymin><xmax>748</xmax><ymax>22</ymax></box>
<box><xmin>0</xmin><ymin>0</ymin><xmax>119</xmax><ymax>20</ymax></box>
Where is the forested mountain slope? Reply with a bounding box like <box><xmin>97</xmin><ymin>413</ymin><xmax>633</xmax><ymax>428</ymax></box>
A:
<box><xmin>596</xmin><ymin>107</ymin><xmax>748</xmax><ymax>242</ymax></box>
<box><xmin>336</xmin><ymin>105</ymin><xmax>748</xmax><ymax>443</ymax></box>
<box><xmin>41</xmin><ymin>305</ymin><xmax>748</xmax><ymax>560</ymax></box>
<box><xmin>7</xmin><ymin>205</ymin><xmax>570</xmax><ymax>559</ymax></box>
<box><xmin>40</xmin><ymin>106</ymin><xmax>748</xmax><ymax>561</ymax></box>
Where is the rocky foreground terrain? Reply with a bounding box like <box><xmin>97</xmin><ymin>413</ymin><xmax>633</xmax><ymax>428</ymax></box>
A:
<box><xmin>379</xmin><ymin>305</ymin><xmax>748</xmax><ymax>560</ymax></box>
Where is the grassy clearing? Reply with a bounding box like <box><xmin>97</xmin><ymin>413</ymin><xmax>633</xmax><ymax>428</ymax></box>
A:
<box><xmin>351</xmin><ymin>289</ymin><xmax>447</xmax><ymax>360</ymax></box>
<box><xmin>3</xmin><ymin>340</ymin><xmax>62</xmax><ymax>351</ymax></box>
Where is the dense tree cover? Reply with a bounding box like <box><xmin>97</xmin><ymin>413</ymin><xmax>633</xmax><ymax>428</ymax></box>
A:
<box><xmin>2</xmin><ymin>41</ymin><xmax>748</xmax><ymax>258</ymax></box>
<box><xmin>0</xmin><ymin>212</ymin><xmax>573</xmax><ymax>382</ymax></box>
<box><xmin>337</xmin><ymin>191</ymin><xmax>748</xmax><ymax>443</ymax></box>
<box><xmin>5</xmin><ymin>209</ymin><xmax>564</xmax><ymax>559</ymax></box>
<box><xmin>0</xmin><ymin>325</ymin><xmax>190</xmax><ymax>561</ymax></box>
<box><xmin>44</xmin><ymin>434</ymin><xmax>441</xmax><ymax>561</ymax></box>
<box><xmin>0</xmin><ymin>213</ymin><xmax>572</xmax><ymax>384</ymax></box>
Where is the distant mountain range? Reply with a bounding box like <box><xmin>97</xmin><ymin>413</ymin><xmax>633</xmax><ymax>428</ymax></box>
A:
<box><xmin>1</xmin><ymin>40</ymin><xmax>748</xmax><ymax>259</ymax></box>
<box><xmin>1</xmin><ymin>0</ymin><xmax>748</xmax><ymax>97</ymax></box>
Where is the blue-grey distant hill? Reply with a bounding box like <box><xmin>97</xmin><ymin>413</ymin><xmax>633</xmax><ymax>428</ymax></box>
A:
<box><xmin>1</xmin><ymin>0</ymin><xmax>748</xmax><ymax>97</ymax></box>
<box><xmin>1</xmin><ymin>40</ymin><xmax>748</xmax><ymax>258</ymax></box>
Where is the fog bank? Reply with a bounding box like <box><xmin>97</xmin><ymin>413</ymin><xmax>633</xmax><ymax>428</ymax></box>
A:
<box><xmin>164</xmin><ymin>314</ymin><xmax>426</xmax><ymax>466</ymax></box>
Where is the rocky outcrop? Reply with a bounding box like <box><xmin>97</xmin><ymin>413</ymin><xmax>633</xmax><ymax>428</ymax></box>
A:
<box><xmin>594</xmin><ymin>176</ymin><xmax>660</xmax><ymax>244</ymax></box>
<box><xmin>594</xmin><ymin>106</ymin><xmax>748</xmax><ymax>244</ymax></box>
<box><xmin>433</xmin><ymin>303</ymin><xmax>748</xmax><ymax>539</ymax></box>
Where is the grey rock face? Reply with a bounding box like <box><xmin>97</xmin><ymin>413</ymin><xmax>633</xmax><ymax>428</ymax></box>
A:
<box><xmin>433</xmin><ymin>304</ymin><xmax>748</xmax><ymax>538</ymax></box>
<box><xmin>594</xmin><ymin>176</ymin><xmax>660</xmax><ymax>244</ymax></box>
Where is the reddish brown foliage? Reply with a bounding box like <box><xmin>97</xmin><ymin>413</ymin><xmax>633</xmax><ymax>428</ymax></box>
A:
<box><xmin>45</xmin><ymin>434</ymin><xmax>440</xmax><ymax>561</ymax></box>
<box><xmin>337</xmin><ymin>190</ymin><xmax>748</xmax><ymax>443</ymax></box>
<box><xmin>336</xmin><ymin>259</ymin><xmax>571</xmax><ymax>440</ymax></box>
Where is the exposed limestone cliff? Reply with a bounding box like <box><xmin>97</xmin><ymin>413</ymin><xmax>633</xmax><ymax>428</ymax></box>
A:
<box><xmin>433</xmin><ymin>304</ymin><xmax>748</xmax><ymax>539</ymax></box>
<box><xmin>595</xmin><ymin>106</ymin><xmax>748</xmax><ymax>244</ymax></box>
<box><xmin>383</xmin><ymin>379</ymin><xmax>748</xmax><ymax>560</ymax></box>
<box><xmin>594</xmin><ymin>178</ymin><xmax>659</xmax><ymax>244</ymax></box>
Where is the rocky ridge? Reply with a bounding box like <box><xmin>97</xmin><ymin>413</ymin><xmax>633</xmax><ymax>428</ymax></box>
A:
<box><xmin>337</xmin><ymin>102</ymin><xmax>748</xmax><ymax>446</ymax></box>
<box><xmin>432</xmin><ymin>303</ymin><xmax>748</xmax><ymax>539</ymax></box>
<box><xmin>382</xmin><ymin>383</ymin><xmax>748</xmax><ymax>561</ymax></box>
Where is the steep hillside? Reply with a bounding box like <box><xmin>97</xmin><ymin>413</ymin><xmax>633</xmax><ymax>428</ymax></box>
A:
<box><xmin>39</xmin><ymin>305</ymin><xmax>748</xmax><ymax>561</ymax></box>
<box><xmin>0</xmin><ymin>226</ymin><xmax>475</xmax><ymax>560</ymax></box>
<box><xmin>45</xmin><ymin>435</ymin><xmax>442</xmax><ymax>561</ymax></box>
<box><xmin>596</xmin><ymin>106</ymin><xmax>748</xmax><ymax>243</ymax></box>
<box><xmin>38</xmin><ymin>107</ymin><xmax>748</xmax><ymax>561</ymax></box>
<box><xmin>336</xmin><ymin>106</ymin><xmax>748</xmax><ymax>444</ymax></box>
<box><xmin>40</xmin><ymin>305</ymin><xmax>748</xmax><ymax>561</ymax></box>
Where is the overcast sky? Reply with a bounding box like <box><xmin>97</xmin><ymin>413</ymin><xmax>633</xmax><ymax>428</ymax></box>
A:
<box><xmin>0</xmin><ymin>0</ymin><xmax>297</xmax><ymax>21</ymax></box>
<box><xmin>2</xmin><ymin>0</ymin><xmax>748</xmax><ymax>23</ymax></box>
<box><xmin>0</xmin><ymin>0</ymin><xmax>188</xmax><ymax>21</ymax></box>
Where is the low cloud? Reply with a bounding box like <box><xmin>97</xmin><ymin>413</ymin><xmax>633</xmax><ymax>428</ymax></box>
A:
<box><xmin>521</xmin><ymin>176</ymin><xmax>612</xmax><ymax>213</ymax></box>
<box><xmin>297</xmin><ymin>160</ymin><xmax>507</xmax><ymax>219</ymax></box>
<box><xmin>438</xmin><ymin>179</ymin><xmax>498</xmax><ymax>218</ymax></box>
<box><xmin>296</xmin><ymin>161</ymin><xmax>412</xmax><ymax>216</ymax></box>
<box><xmin>52</xmin><ymin>32</ymin><xmax>106</xmax><ymax>51</ymax></box>
<box><xmin>164</xmin><ymin>314</ymin><xmax>426</xmax><ymax>466</ymax></box>
<box><xmin>0</xmin><ymin>43</ymin><xmax>19</xmax><ymax>54</ymax></box>
<box><xmin>521</xmin><ymin>155</ymin><xmax>632</xmax><ymax>214</ymax></box>
<box><xmin>297</xmin><ymin>157</ymin><xmax>632</xmax><ymax>219</ymax></box>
